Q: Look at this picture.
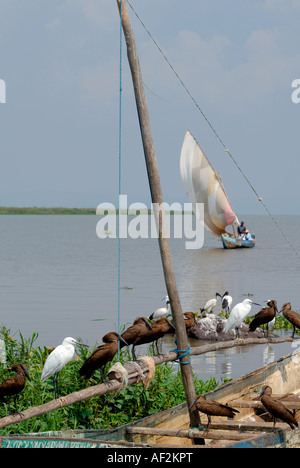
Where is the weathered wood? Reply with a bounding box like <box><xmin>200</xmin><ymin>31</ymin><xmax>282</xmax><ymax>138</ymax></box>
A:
<box><xmin>126</xmin><ymin>426</ymin><xmax>253</xmax><ymax>441</ymax></box>
<box><xmin>116</xmin><ymin>0</ymin><xmax>203</xmax><ymax>443</ymax></box>
<box><xmin>230</xmin><ymin>399</ymin><xmax>300</xmax><ymax>410</ymax></box>
<box><xmin>151</xmin><ymin>336</ymin><xmax>294</xmax><ymax>366</ymax></box>
<box><xmin>208</xmin><ymin>420</ymin><xmax>287</xmax><ymax>432</ymax></box>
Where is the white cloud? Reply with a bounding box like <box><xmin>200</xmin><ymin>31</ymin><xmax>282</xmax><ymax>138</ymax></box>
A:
<box><xmin>140</xmin><ymin>26</ymin><xmax>299</xmax><ymax>114</ymax></box>
<box><xmin>262</xmin><ymin>0</ymin><xmax>300</xmax><ymax>12</ymax></box>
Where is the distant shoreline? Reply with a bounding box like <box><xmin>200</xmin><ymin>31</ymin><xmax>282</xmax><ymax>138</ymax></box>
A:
<box><xmin>0</xmin><ymin>207</ymin><xmax>193</xmax><ymax>215</ymax></box>
<box><xmin>0</xmin><ymin>207</ymin><xmax>96</xmax><ymax>215</ymax></box>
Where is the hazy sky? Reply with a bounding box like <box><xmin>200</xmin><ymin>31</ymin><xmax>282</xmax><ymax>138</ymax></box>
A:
<box><xmin>1</xmin><ymin>0</ymin><xmax>300</xmax><ymax>214</ymax></box>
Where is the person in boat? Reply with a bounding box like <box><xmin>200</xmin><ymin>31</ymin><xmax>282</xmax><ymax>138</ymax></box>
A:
<box><xmin>245</xmin><ymin>230</ymin><xmax>252</xmax><ymax>241</ymax></box>
<box><xmin>237</xmin><ymin>221</ymin><xmax>246</xmax><ymax>238</ymax></box>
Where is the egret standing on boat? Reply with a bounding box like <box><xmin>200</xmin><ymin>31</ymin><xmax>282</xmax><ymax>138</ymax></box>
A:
<box><xmin>223</xmin><ymin>299</ymin><xmax>260</xmax><ymax>338</ymax></box>
<box><xmin>149</xmin><ymin>295</ymin><xmax>171</xmax><ymax>321</ymax></box>
<box><xmin>41</xmin><ymin>337</ymin><xmax>89</xmax><ymax>398</ymax></box>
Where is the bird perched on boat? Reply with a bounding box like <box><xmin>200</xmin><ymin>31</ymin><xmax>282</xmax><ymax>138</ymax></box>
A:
<box><xmin>183</xmin><ymin>312</ymin><xmax>197</xmax><ymax>335</ymax></box>
<box><xmin>120</xmin><ymin>317</ymin><xmax>153</xmax><ymax>359</ymax></box>
<box><xmin>149</xmin><ymin>295</ymin><xmax>171</xmax><ymax>321</ymax></box>
<box><xmin>131</xmin><ymin>318</ymin><xmax>175</xmax><ymax>360</ymax></box>
<box><xmin>223</xmin><ymin>298</ymin><xmax>260</xmax><ymax>338</ymax></box>
<box><xmin>259</xmin><ymin>385</ymin><xmax>298</xmax><ymax>430</ymax></box>
<box><xmin>0</xmin><ymin>364</ymin><xmax>31</xmax><ymax>414</ymax></box>
<box><xmin>249</xmin><ymin>300</ymin><xmax>278</xmax><ymax>337</ymax></box>
<box><xmin>189</xmin><ymin>395</ymin><xmax>239</xmax><ymax>431</ymax></box>
<box><xmin>200</xmin><ymin>294</ymin><xmax>219</xmax><ymax>314</ymax></box>
<box><xmin>79</xmin><ymin>332</ymin><xmax>128</xmax><ymax>381</ymax></box>
<box><xmin>279</xmin><ymin>303</ymin><xmax>300</xmax><ymax>339</ymax></box>
<box><xmin>217</xmin><ymin>291</ymin><xmax>233</xmax><ymax>316</ymax></box>
<box><xmin>41</xmin><ymin>337</ymin><xmax>89</xmax><ymax>398</ymax></box>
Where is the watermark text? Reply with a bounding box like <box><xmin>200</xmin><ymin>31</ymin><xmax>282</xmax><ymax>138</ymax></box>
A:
<box><xmin>0</xmin><ymin>79</ymin><xmax>6</xmax><ymax>103</ymax></box>
<box><xmin>96</xmin><ymin>196</ymin><xmax>204</xmax><ymax>250</ymax></box>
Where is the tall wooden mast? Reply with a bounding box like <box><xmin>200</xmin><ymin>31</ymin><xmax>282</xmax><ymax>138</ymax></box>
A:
<box><xmin>116</xmin><ymin>0</ymin><xmax>204</xmax><ymax>444</ymax></box>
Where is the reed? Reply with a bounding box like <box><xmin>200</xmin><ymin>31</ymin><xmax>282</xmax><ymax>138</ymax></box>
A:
<box><xmin>0</xmin><ymin>327</ymin><xmax>218</xmax><ymax>435</ymax></box>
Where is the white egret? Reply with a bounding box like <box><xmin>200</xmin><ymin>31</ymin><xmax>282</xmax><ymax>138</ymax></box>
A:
<box><xmin>41</xmin><ymin>337</ymin><xmax>89</xmax><ymax>398</ymax></box>
<box><xmin>223</xmin><ymin>299</ymin><xmax>260</xmax><ymax>338</ymax></box>
<box><xmin>149</xmin><ymin>295</ymin><xmax>171</xmax><ymax>321</ymax></box>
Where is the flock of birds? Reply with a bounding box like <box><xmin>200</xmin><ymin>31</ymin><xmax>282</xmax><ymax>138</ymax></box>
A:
<box><xmin>1</xmin><ymin>293</ymin><xmax>300</xmax><ymax>430</ymax></box>
<box><xmin>202</xmin><ymin>292</ymin><xmax>300</xmax><ymax>341</ymax></box>
<box><xmin>0</xmin><ymin>296</ymin><xmax>178</xmax><ymax>413</ymax></box>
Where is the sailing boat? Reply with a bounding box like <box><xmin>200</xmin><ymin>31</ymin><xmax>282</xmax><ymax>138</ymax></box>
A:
<box><xmin>180</xmin><ymin>130</ymin><xmax>256</xmax><ymax>249</ymax></box>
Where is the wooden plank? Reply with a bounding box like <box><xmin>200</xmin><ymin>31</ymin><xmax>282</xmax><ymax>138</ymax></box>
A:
<box><xmin>208</xmin><ymin>420</ymin><xmax>287</xmax><ymax>432</ymax></box>
<box><xmin>126</xmin><ymin>426</ymin><xmax>254</xmax><ymax>441</ymax></box>
<box><xmin>230</xmin><ymin>399</ymin><xmax>300</xmax><ymax>410</ymax></box>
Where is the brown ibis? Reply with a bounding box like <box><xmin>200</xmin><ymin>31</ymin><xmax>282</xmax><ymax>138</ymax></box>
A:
<box><xmin>259</xmin><ymin>385</ymin><xmax>298</xmax><ymax>430</ymax></box>
<box><xmin>183</xmin><ymin>312</ymin><xmax>196</xmax><ymax>335</ymax></box>
<box><xmin>131</xmin><ymin>318</ymin><xmax>175</xmax><ymax>360</ymax></box>
<box><xmin>0</xmin><ymin>364</ymin><xmax>31</xmax><ymax>414</ymax></box>
<box><xmin>120</xmin><ymin>317</ymin><xmax>153</xmax><ymax>359</ymax></box>
<box><xmin>189</xmin><ymin>395</ymin><xmax>239</xmax><ymax>431</ymax></box>
<box><xmin>279</xmin><ymin>302</ymin><xmax>300</xmax><ymax>339</ymax></box>
<box><xmin>249</xmin><ymin>300</ymin><xmax>278</xmax><ymax>337</ymax></box>
<box><xmin>79</xmin><ymin>332</ymin><xmax>128</xmax><ymax>380</ymax></box>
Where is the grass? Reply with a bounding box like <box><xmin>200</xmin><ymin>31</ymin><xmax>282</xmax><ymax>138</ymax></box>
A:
<box><xmin>245</xmin><ymin>315</ymin><xmax>298</xmax><ymax>333</ymax></box>
<box><xmin>0</xmin><ymin>207</ymin><xmax>96</xmax><ymax>215</ymax></box>
<box><xmin>0</xmin><ymin>326</ymin><xmax>218</xmax><ymax>435</ymax></box>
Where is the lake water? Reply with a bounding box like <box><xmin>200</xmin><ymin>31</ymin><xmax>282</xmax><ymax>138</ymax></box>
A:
<box><xmin>0</xmin><ymin>214</ymin><xmax>299</xmax><ymax>383</ymax></box>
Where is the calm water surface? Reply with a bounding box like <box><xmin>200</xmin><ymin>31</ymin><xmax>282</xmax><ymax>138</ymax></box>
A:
<box><xmin>0</xmin><ymin>214</ymin><xmax>299</xmax><ymax>383</ymax></box>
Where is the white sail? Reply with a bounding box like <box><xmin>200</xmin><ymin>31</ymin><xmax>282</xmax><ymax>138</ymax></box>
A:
<box><xmin>180</xmin><ymin>130</ymin><xmax>238</xmax><ymax>237</ymax></box>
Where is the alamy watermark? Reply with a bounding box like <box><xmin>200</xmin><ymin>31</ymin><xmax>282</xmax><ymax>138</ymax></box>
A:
<box><xmin>0</xmin><ymin>79</ymin><xmax>6</xmax><ymax>104</ymax></box>
<box><xmin>291</xmin><ymin>79</ymin><xmax>300</xmax><ymax>104</ymax></box>
<box><xmin>0</xmin><ymin>339</ymin><xmax>6</xmax><ymax>363</ymax></box>
<box><xmin>96</xmin><ymin>195</ymin><xmax>204</xmax><ymax>250</ymax></box>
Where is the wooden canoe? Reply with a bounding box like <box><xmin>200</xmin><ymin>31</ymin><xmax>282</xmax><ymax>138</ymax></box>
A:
<box><xmin>2</xmin><ymin>349</ymin><xmax>300</xmax><ymax>448</ymax></box>
<box><xmin>221</xmin><ymin>234</ymin><xmax>256</xmax><ymax>249</ymax></box>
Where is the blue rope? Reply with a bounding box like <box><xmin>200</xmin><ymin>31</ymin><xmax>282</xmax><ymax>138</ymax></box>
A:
<box><xmin>171</xmin><ymin>341</ymin><xmax>192</xmax><ymax>365</ymax></box>
<box><xmin>117</xmin><ymin>0</ymin><xmax>123</xmax><ymax>361</ymax></box>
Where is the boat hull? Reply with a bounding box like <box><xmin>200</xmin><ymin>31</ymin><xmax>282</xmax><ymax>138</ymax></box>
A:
<box><xmin>4</xmin><ymin>350</ymin><xmax>300</xmax><ymax>448</ymax></box>
<box><xmin>221</xmin><ymin>234</ymin><xmax>256</xmax><ymax>249</ymax></box>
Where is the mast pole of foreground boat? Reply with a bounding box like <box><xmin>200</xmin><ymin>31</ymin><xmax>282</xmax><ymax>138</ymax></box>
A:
<box><xmin>116</xmin><ymin>0</ymin><xmax>204</xmax><ymax>444</ymax></box>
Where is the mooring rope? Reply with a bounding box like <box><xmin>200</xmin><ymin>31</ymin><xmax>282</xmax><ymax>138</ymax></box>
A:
<box><xmin>127</xmin><ymin>0</ymin><xmax>300</xmax><ymax>262</ymax></box>
<box><xmin>171</xmin><ymin>340</ymin><xmax>192</xmax><ymax>365</ymax></box>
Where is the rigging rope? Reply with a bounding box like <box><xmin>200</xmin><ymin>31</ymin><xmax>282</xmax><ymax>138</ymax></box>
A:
<box><xmin>127</xmin><ymin>0</ymin><xmax>300</xmax><ymax>262</ymax></box>
<box><xmin>118</xmin><ymin>0</ymin><xmax>123</xmax><ymax>360</ymax></box>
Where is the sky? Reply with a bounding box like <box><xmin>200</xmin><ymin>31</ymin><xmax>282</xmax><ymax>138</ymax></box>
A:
<box><xmin>0</xmin><ymin>0</ymin><xmax>300</xmax><ymax>215</ymax></box>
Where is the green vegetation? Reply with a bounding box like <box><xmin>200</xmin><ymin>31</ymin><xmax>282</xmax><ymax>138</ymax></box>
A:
<box><xmin>245</xmin><ymin>315</ymin><xmax>298</xmax><ymax>334</ymax></box>
<box><xmin>0</xmin><ymin>207</ymin><xmax>96</xmax><ymax>215</ymax></box>
<box><xmin>0</xmin><ymin>327</ymin><xmax>218</xmax><ymax>435</ymax></box>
